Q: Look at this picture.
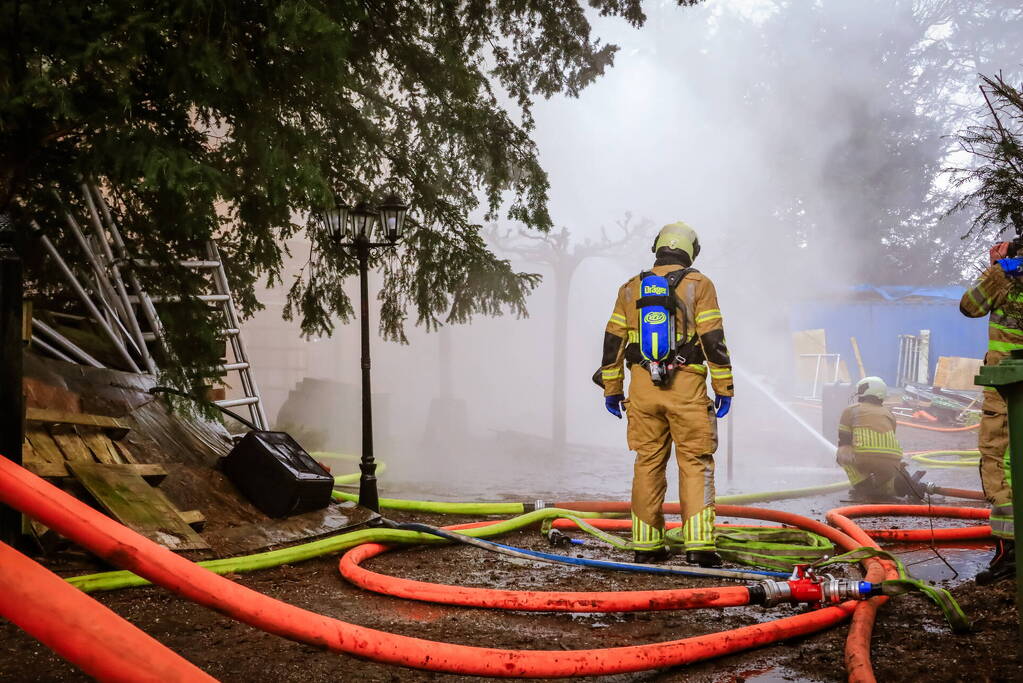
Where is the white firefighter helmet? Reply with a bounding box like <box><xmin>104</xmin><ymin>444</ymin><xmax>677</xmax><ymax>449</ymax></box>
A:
<box><xmin>652</xmin><ymin>221</ymin><xmax>700</xmax><ymax>262</ymax></box>
<box><xmin>856</xmin><ymin>376</ymin><xmax>888</xmax><ymax>401</ymax></box>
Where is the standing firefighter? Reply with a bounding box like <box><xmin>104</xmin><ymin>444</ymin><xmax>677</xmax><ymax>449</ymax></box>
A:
<box><xmin>960</xmin><ymin>243</ymin><xmax>1021</xmax><ymax>584</ymax></box>
<box><xmin>598</xmin><ymin>222</ymin><xmax>733</xmax><ymax>567</ymax></box>
<box><xmin>836</xmin><ymin>377</ymin><xmax>917</xmax><ymax>500</ymax></box>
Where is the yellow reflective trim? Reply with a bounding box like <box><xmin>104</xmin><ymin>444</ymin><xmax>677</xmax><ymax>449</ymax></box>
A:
<box><xmin>628</xmin><ymin>330</ymin><xmax>639</xmax><ymax>343</ymax></box>
<box><xmin>688</xmin><ymin>364</ymin><xmax>708</xmax><ymax>375</ymax></box>
<box><xmin>695</xmin><ymin>309</ymin><xmax>722</xmax><ymax>323</ymax></box>
<box><xmin>601</xmin><ymin>368</ymin><xmax>623</xmax><ymax>380</ymax></box>
<box><xmin>709</xmin><ymin>367</ymin><xmax>732</xmax><ymax>378</ymax></box>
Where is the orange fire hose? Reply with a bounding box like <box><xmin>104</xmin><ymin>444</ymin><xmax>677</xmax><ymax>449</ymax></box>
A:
<box><xmin>341</xmin><ymin>538</ymin><xmax>752</xmax><ymax>611</ymax></box>
<box><xmin>0</xmin><ymin>457</ymin><xmax>872</xmax><ymax>678</ymax></box>
<box><xmin>0</xmin><ymin>541</ymin><xmax>214</xmax><ymax>683</ymax></box>
<box><xmin>0</xmin><ymin>457</ymin><xmax>984</xmax><ymax>680</ymax></box>
<box><xmin>930</xmin><ymin>486</ymin><xmax>986</xmax><ymax>501</ymax></box>
<box><xmin>827</xmin><ymin>504</ymin><xmax>991</xmax><ymax>683</ymax></box>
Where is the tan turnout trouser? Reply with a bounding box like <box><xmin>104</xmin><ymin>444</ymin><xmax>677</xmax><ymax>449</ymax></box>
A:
<box><xmin>841</xmin><ymin>455</ymin><xmax>901</xmax><ymax>497</ymax></box>
<box><xmin>979</xmin><ymin>389</ymin><xmax>1014</xmax><ymax>539</ymax></box>
<box><xmin>626</xmin><ymin>366</ymin><xmax>717</xmax><ymax>552</ymax></box>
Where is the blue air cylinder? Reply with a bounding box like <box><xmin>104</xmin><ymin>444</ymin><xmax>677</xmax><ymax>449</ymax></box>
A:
<box><xmin>639</xmin><ymin>273</ymin><xmax>674</xmax><ymax>362</ymax></box>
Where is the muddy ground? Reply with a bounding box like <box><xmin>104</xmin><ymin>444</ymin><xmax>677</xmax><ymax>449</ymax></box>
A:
<box><xmin>2</xmin><ymin>413</ymin><xmax>1021</xmax><ymax>682</ymax></box>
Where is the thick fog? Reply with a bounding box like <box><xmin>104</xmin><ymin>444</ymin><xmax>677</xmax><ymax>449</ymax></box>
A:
<box><xmin>245</xmin><ymin>0</ymin><xmax>1023</xmax><ymax>499</ymax></box>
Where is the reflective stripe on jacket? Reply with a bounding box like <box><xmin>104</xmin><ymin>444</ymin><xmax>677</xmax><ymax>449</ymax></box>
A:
<box><xmin>601</xmin><ymin>266</ymin><xmax>732</xmax><ymax>397</ymax></box>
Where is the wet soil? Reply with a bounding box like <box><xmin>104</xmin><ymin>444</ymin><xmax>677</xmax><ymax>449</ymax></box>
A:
<box><xmin>2</xmin><ymin>413</ymin><xmax>1021</xmax><ymax>681</ymax></box>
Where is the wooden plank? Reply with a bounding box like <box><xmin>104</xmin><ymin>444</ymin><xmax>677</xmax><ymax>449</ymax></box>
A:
<box><xmin>22</xmin><ymin>438</ymin><xmax>68</xmax><ymax>478</ymax></box>
<box><xmin>177</xmin><ymin>509</ymin><xmax>206</xmax><ymax>531</ymax></box>
<box><xmin>933</xmin><ymin>356</ymin><xmax>983</xmax><ymax>391</ymax></box>
<box><xmin>850</xmin><ymin>336</ymin><xmax>867</xmax><ymax>379</ymax></box>
<box><xmin>49</xmin><ymin>427</ymin><xmax>96</xmax><ymax>463</ymax></box>
<box><xmin>68</xmin><ymin>462</ymin><xmax>209</xmax><ymax>551</ymax></box>
<box><xmin>111</xmin><ymin>439</ymin><xmax>140</xmax><ymax>464</ymax></box>
<box><xmin>25</xmin><ymin>428</ymin><xmax>68</xmax><ymax>466</ymax></box>
<box><xmin>26</xmin><ymin>407</ymin><xmax>130</xmax><ymax>440</ymax></box>
<box><xmin>78</xmin><ymin>429</ymin><xmax>122</xmax><ymax>465</ymax></box>
<box><xmin>24</xmin><ymin>458</ymin><xmax>70</xmax><ymax>478</ymax></box>
<box><xmin>123</xmin><ymin>463</ymin><xmax>168</xmax><ymax>487</ymax></box>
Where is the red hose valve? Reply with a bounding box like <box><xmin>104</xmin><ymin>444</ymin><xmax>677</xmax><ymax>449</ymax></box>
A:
<box><xmin>751</xmin><ymin>564</ymin><xmax>878</xmax><ymax>608</ymax></box>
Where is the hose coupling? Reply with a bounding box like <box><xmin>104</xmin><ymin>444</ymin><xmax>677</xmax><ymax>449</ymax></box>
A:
<box><xmin>754</xmin><ymin>578</ymin><xmax>793</xmax><ymax>607</ymax></box>
<box><xmin>750</xmin><ymin>564</ymin><xmax>879</xmax><ymax>608</ymax></box>
<box><xmin>547</xmin><ymin>529</ymin><xmax>571</xmax><ymax>547</ymax></box>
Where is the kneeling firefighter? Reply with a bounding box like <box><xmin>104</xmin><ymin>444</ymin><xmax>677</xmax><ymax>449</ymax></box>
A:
<box><xmin>598</xmin><ymin>222</ymin><xmax>733</xmax><ymax>567</ymax></box>
<box><xmin>836</xmin><ymin>377</ymin><xmax>921</xmax><ymax>500</ymax></box>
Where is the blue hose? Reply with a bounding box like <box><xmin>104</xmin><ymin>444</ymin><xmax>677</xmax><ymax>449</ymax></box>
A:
<box><xmin>396</xmin><ymin>522</ymin><xmax>788</xmax><ymax>581</ymax></box>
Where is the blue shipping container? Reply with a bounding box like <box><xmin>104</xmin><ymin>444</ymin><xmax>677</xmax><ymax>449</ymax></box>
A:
<box><xmin>789</xmin><ymin>286</ymin><xmax>988</xmax><ymax>386</ymax></box>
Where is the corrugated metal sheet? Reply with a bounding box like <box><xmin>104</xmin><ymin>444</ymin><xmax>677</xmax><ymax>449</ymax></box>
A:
<box><xmin>789</xmin><ymin>297</ymin><xmax>988</xmax><ymax>386</ymax></box>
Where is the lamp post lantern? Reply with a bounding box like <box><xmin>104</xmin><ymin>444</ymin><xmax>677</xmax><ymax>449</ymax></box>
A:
<box><xmin>316</xmin><ymin>193</ymin><xmax>408</xmax><ymax>514</ymax></box>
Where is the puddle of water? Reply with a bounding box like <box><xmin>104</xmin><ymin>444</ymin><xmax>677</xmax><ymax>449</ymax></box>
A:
<box><xmin>716</xmin><ymin>664</ymin><xmax>823</xmax><ymax>682</ymax></box>
<box><xmin>889</xmin><ymin>543</ymin><xmax>992</xmax><ymax>584</ymax></box>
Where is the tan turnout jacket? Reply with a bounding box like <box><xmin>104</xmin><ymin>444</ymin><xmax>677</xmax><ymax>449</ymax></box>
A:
<box><xmin>600</xmin><ymin>266</ymin><xmax>733</xmax><ymax>398</ymax></box>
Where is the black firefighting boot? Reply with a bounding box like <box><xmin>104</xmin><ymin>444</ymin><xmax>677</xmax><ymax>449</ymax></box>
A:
<box><xmin>633</xmin><ymin>547</ymin><xmax>672</xmax><ymax>564</ymax></box>
<box><xmin>976</xmin><ymin>539</ymin><xmax>1015</xmax><ymax>585</ymax></box>
<box><xmin>685</xmin><ymin>550</ymin><xmax>723</xmax><ymax>567</ymax></box>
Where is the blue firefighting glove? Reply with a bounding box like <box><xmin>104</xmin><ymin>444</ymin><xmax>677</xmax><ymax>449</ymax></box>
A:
<box><xmin>714</xmin><ymin>395</ymin><xmax>731</xmax><ymax>418</ymax></box>
<box><xmin>605</xmin><ymin>394</ymin><xmax>624</xmax><ymax>419</ymax></box>
<box><xmin>997</xmin><ymin>257</ymin><xmax>1023</xmax><ymax>276</ymax></box>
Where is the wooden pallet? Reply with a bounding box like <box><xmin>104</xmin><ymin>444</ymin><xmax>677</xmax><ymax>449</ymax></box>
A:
<box><xmin>22</xmin><ymin>409</ymin><xmax>206</xmax><ymax>551</ymax></box>
<box><xmin>68</xmin><ymin>462</ymin><xmax>209</xmax><ymax>551</ymax></box>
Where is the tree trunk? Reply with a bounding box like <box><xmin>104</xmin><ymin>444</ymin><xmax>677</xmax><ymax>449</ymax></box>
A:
<box><xmin>551</xmin><ymin>265</ymin><xmax>574</xmax><ymax>452</ymax></box>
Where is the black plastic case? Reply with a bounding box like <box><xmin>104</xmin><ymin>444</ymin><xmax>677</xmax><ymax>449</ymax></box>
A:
<box><xmin>221</xmin><ymin>431</ymin><xmax>334</xmax><ymax>518</ymax></box>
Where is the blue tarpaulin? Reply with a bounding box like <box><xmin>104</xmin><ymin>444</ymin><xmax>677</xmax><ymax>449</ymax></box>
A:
<box><xmin>789</xmin><ymin>286</ymin><xmax>988</xmax><ymax>386</ymax></box>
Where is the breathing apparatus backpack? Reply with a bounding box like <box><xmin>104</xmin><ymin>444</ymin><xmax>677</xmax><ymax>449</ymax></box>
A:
<box><xmin>636</xmin><ymin>268</ymin><xmax>695</xmax><ymax>386</ymax></box>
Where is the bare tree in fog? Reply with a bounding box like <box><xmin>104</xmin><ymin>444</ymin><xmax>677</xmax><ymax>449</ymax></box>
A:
<box><xmin>4</xmin><ymin>1</ymin><xmax>703</xmax><ymax>394</ymax></box>
<box><xmin>951</xmin><ymin>72</ymin><xmax>1023</xmax><ymax>243</ymax></box>
<box><xmin>489</xmin><ymin>215</ymin><xmax>653</xmax><ymax>449</ymax></box>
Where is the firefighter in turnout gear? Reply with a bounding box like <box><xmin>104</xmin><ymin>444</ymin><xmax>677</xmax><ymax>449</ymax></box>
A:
<box><xmin>836</xmin><ymin>377</ymin><xmax>910</xmax><ymax>500</ymax></box>
<box><xmin>960</xmin><ymin>243</ymin><xmax>1021</xmax><ymax>585</ymax></box>
<box><xmin>599</xmin><ymin>221</ymin><xmax>733</xmax><ymax>567</ymax></box>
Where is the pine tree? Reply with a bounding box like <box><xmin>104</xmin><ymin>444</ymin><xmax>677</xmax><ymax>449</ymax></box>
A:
<box><xmin>0</xmin><ymin>1</ymin><xmax>699</xmax><ymax>391</ymax></box>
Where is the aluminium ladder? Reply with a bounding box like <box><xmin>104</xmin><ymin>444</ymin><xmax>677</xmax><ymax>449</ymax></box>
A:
<box><xmin>33</xmin><ymin>183</ymin><xmax>268</xmax><ymax>432</ymax></box>
<box><xmin>123</xmin><ymin>241</ymin><xmax>269</xmax><ymax>431</ymax></box>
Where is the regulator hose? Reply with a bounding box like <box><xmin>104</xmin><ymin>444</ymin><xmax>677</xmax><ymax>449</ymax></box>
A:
<box><xmin>908</xmin><ymin>450</ymin><xmax>980</xmax><ymax>468</ymax></box>
<box><xmin>535</xmin><ymin>514</ymin><xmax>834</xmax><ymax>573</ymax></box>
<box><xmin>896</xmin><ymin>420</ymin><xmax>978</xmax><ymax>432</ymax></box>
<box><xmin>395</xmin><ymin>521</ymin><xmax>786</xmax><ymax>580</ymax></box>
<box><xmin>66</xmin><ymin>507</ymin><xmax>611</xmax><ymax>593</ymax></box>
<box><xmin>311</xmin><ymin>451</ymin><xmax>388</xmax><ymax>486</ymax></box>
<box><xmin>330</xmin><ymin>478</ymin><xmax>854</xmax><ymax>515</ymax></box>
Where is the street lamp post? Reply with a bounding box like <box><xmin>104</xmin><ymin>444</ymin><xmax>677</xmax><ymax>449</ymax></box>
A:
<box><xmin>316</xmin><ymin>194</ymin><xmax>408</xmax><ymax>514</ymax></box>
